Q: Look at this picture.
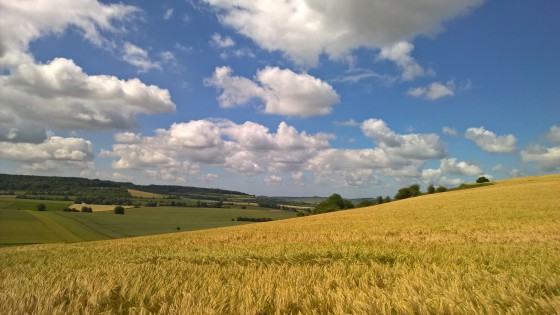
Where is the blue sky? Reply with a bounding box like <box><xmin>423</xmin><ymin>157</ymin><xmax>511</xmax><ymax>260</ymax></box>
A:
<box><xmin>1</xmin><ymin>0</ymin><xmax>559</xmax><ymax>198</ymax></box>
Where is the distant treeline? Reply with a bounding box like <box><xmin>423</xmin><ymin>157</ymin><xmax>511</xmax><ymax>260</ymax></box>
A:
<box><xmin>235</xmin><ymin>217</ymin><xmax>273</xmax><ymax>222</ymax></box>
<box><xmin>0</xmin><ymin>174</ymin><xmax>249</xmax><ymax>205</ymax></box>
<box><xmin>122</xmin><ymin>183</ymin><xmax>249</xmax><ymax>198</ymax></box>
<box><xmin>0</xmin><ymin>174</ymin><xmax>122</xmax><ymax>191</ymax></box>
<box><xmin>0</xmin><ymin>174</ymin><xmax>133</xmax><ymax>205</ymax></box>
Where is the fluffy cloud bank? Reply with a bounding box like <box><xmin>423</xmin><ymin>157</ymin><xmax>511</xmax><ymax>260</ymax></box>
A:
<box><xmin>0</xmin><ymin>0</ymin><xmax>175</xmax><ymax>142</ymax></box>
<box><xmin>206</xmin><ymin>66</ymin><xmax>339</xmax><ymax>117</ymax></box>
<box><xmin>0</xmin><ymin>135</ymin><xmax>94</xmax><ymax>172</ymax></box>
<box><xmin>520</xmin><ymin>125</ymin><xmax>560</xmax><ymax>171</ymax></box>
<box><xmin>440</xmin><ymin>158</ymin><xmax>482</xmax><ymax>176</ymax></box>
<box><xmin>0</xmin><ymin>0</ymin><xmax>138</xmax><ymax>66</ymax></box>
<box><xmin>1</xmin><ymin>58</ymin><xmax>175</xmax><ymax>132</ymax></box>
<box><xmin>101</xmin><ymin>119</ymin><xmax>334</xmax><ymax>181</ymax></box>
<box><xmin>0</xmin><ymin>136</ymin><xmax>93</xmax><ymax>163</ymax></box>
<box><xmin>360</xmin><ymin>119</ymin><xmax>446</xmax><ymax>160</ymax></box>
<box><xmin>465</xmin><ymin>127</ymin><xmax>517</xmax><ymax>153</ymax></box>
<box><xmin>103</xmin><ymin>118</ymin><xmax>447</xmax><ymax>187</ymax></box>
<box><xmin>203</xmin><ymin>0</ymin><xmax>483</xmax><ymax>67</ymax></box>
<box><xmin>546</xmin><ymin>125</ymin><xmax>560</xmax><ymax>145</ymax></box>
<box><xmin>521</xmin><ymin>146</ymin><xmax>560</xmax><ymax>172</ymax></box>
<box><xmin>420</xmin><ymin>158</ymin><xmax>482</xmax><ymax>187</ymax></box>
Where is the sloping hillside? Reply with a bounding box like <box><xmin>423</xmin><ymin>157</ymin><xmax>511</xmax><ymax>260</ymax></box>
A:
<box><xmin>1</xmin><ymin>175</ymin><xmax>559</xmax><ymax>314</ymax></box>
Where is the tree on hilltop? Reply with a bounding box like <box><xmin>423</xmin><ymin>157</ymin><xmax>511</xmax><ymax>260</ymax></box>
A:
<box><xmin>313</xmin><ymin>193</ymin><xmax>354</xmax><ymax>214</ymax></box>
<box><xmin>476</xmin><ymin>176</ymin><xmax>490</xmax><ymax>183</ymax></box>
<box><xmin>427</xmin><ymin>185</ymin><xmax>436</xmax><ymax>194</ymax></box>
<box><xmin>436</xmin><ymin>186</ymin><xmax>448</xmax><ymax>193</ymax></box>
<box><xmin>394</xmin><ymin>184</ymin><xmax>422</xmax><ymax>200</ymax></box>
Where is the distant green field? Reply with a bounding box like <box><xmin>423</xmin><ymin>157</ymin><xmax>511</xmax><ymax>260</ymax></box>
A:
<box><xmin>0</xmin><ymin>206</ymin><xmax>112</xmax><ymax>246</ymax></box>
<box><xmin>0</xmin><ymin>201</ymin><xmax>296</xmax><ymax>246</ymax></box>
<box><xmin>0</xmin><ymin>210</ymin><xmax>64</xmax><ymax>245</ymax></box>
<box><xmin>58</xmin><ymin>206</ymin><xmax>296</xmax><ymax>237</ymax></box>
<box><xmin>0</xmin><ymin>198</ymin><xmax>73</xmax><ymax>211</ymax></box>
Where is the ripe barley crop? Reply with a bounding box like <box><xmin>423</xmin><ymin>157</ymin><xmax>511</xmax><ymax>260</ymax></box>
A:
<box><xmin>1</xmin><ymin>175</ymin><xmax>559</xmax><ymax>314</ymax></box>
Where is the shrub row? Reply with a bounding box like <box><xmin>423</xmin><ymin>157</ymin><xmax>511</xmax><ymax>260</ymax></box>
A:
<box><xmin>235</xmin><ymin>217</ymin><xmax>273</xmax><ymax>222</ymax></box>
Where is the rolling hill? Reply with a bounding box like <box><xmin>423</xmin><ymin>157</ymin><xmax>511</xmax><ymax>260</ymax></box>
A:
<box><xmin>1</xmin><ymin>174</ymin><xmax>559</xmax><ymax>313</ymax></box>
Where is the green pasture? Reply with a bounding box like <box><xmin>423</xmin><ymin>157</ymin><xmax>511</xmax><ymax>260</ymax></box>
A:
<box><xmin>0</xmin><ymin>198</ymin><xmax>72</xmax><ymax>211</ymax></box>
<box><xmin>0</xmin><ymin>200</ymin><xmax>296</xmax><ymax>246</ymax></box>
<box><xmin>0</xmin><ymin>209</ymin><xmax>110</xmax><ymax>246</ymax></box>
<box><xmin>58</xmin><ymin>206</ymin><xmax>296</xmax><ymax>237</ymax></box>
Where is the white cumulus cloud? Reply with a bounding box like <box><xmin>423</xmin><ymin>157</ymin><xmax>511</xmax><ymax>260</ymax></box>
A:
<box><xmin>211</xmin><ymin>33</ymin><xmax>236</xmax><ymax>48</ymax></box>
<box><xmin>306</xmin><ymin>119</ymin><xmax>447</xmax><ymax>184</ymax></box>
<box><xmin>103</xmin><ymin>117</ymin><xmax>453</xmax><ymax>186</ymax></box>
<box><xmin>122</xmin><ymin>42</ymin><xmax>161</xmax><ymax>72</ymax></box>
<box><xmin>204</xmin><ymin>66</ymin><xmax>263</xmax><ymax>108</ymax></box>
<box><xmin>103</xmin><ymin>119</ymin><xmax>334</xmax><ymax>179</ymax></box>
<box><xmin>114</xmin><ymin>132</ymin><xmax>142</xmax><ymax>144</ymax></box>
<box><xmin>379</xmin><ymin>41</ymin><xmax>433</xmax><ymax>81</ymax></box>
<box><xmin>263</xmin><ymin>175</ymin><xmax>283</xmax><ymax>185</ymax></box>
<box><xmin>200</xmin><ymin>173</ymin><xmax>219</xmax><ymax>182</ymax></box>
<box><xmin>546</xmin><ymin>125</ymin><xmax>560</xmax><ymax>145</ymax></box>
<box><xmin>440</xmin><ymin>158</ymin><xmax>482</xmax><ymax>176</ymax></box>
<box><xmin>1</xmin><ymin>58</ymin><xmax>175</xmax><ymax>131</ymax></box>
<box><xmin>205</xmin><ymin>66</ymin><xmax>339</xmax><ymax>117</ymax></box>
<box><xmin>442</xmin><ymin>126</ymin><xmax>458</xmax><ymax>137</ymax></box>
<box><xmin>203</xmin><ymin>0</ymin><xmax>482</xmax><ymax>67</ymax></box>
<box><xmin>0</xmin><ymin>0</ymin><xmax>139</xmax><ymax>66</ymax></box>
<box><xmin>0</xmin><ymin>136</ymin><xmax>93</xmax><ymax>163</ymax></box>
<box><xmin>0</xmin><ymin>0</ymin><xmax>175</xmax><ymax>141</ymax></box>
<box><xmin>465</xmin><ymin>127</ymin><xmax>517</xmax><ymax>153</ymax></box>
<box><xmin>421</xmin><ymin>168</ymin><xmax>463</xmax><ymax>187</ymax></box>
<box><xmin>408</xmin><ymin>81</ymin><xmax>454</xmax><ymax>100</ymax></box>
<box><xmin>519</xmin><ymin>125</ymin><xmax>560</xmax><ymax>171</ymax></box>
<box><xmin>0</xmin><ymin>135</ymin><xmax>95</xmax><ymax>173</ymax></box>
<box><xmin>361</xmin><ymin>119</ymin><xmax>446</xmax><ymax>160</ymax></box>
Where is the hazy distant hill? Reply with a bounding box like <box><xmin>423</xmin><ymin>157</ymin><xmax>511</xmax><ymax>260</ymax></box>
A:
<box><xmin>0</xmin><ymin>173</ymin><xmax>249</xmax><ymax>203</ymax></box>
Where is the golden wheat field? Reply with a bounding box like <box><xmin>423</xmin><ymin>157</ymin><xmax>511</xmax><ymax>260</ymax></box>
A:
<box><xmin>1</xmin><ymin>175</ymin><xmax>559</xmax><ymax>314</ymax></box>
<box><xmin>127</xmin><ymin>189</ymin><xmax>166</xmax><ymax>199</ymax></box>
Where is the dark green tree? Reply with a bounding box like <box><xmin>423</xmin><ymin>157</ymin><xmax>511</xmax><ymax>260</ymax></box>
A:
<box><xmin>114</xmin><ymin>206</ymin><xmax>125</xmax><ymax>215</ymax></box>
<box><xmin>427</xmin><ymin>184</ymin><xmax>436</xmax><ymax>194</ymax></box>
<box><xmin>395</xmin><ymin>184</ymin><xmax>422</xmax><ymax>200</ymax></box>
<box><xmin>313</xmin><ymin>193</ymin><xmax>354</xmax><ymax>214</ymax></box>
<box><xmin>476</xmin><ymin>176</ymin><xmax>490</xmax><ymax>183</ymax></box>
<box><xmin>376</xmin><ymin>196</ymin><xmax>383</xmax><ymax>204</ymax></box>
<box><xmin>409</xmin><ymin>184</ymin><xmax>421</xmax><ymax>196</ymax></box>
<box><xmin>395</xmin><ymin>188</ymin><xmax>411</xmax><ymax>200</ymax></box>
<box><xmin>36</xmin><ymin>203</ymin><xmax>46</xmax><ymax>211</ymax></box>
<box><xmin>436</xmin><ymin>186</ymin><xmax>448</xmax><ymax>193</ymax></box>
<box><xmin>384</xmin><ymin>196</ymin><xmax>391</xmax><ymax>203</ymax></box>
